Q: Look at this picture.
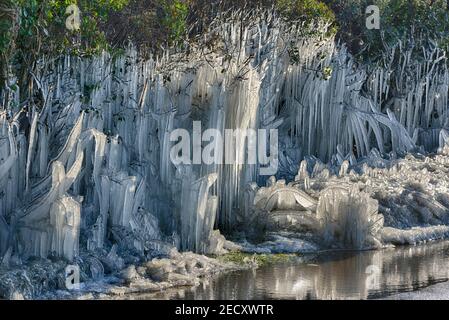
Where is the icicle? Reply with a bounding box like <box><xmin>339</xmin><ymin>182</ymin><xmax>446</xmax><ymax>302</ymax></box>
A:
<box><xmin>50</xmin><ymin>196</ymin><xmax>81</xmax><ymax>261</ymax></box>
<box><xmin>25</xmin><ymin>109</ymin><xmax>39</xmax><ymax>193</ymax></box>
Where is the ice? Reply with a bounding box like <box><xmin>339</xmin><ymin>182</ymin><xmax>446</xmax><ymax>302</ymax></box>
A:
<box><xmin>439</xmin><ymin>129</ymin><xmax>449</xmax><ymax>154</ymax></box>
<box><xmin>0</xmin><ymin>216</ymin><xmax>10</xmax><ymax>257</ymax></box>
<box><xmin>382</xmin><ymin>226</ymin><xmax>449</xmax><ymax>245</ymax></box>
<box><xmin>240</xmin><ymin>234</ymin><xmax>319</xmax><ymax>254</ymax></box>
<box><xmin>49</xmin><ymin>196</ymin><xmax>81</xmax><ymax>261</ymax></box>
<box><xmin>0</xmin><ymin>9</ymin><xmax>448</xmax><ymax>285</ymax></box>
<box><xmin>179</xmin><ymin>171</ymin><xmax>219</xmax><ymax>253</ymax></box>
<box><xmin>317</xmin><ymin>186</ymin><xmax>384</xmax><ymax>249</ymax></box>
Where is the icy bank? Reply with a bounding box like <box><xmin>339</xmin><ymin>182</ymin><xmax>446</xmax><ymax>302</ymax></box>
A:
<box><xmin>1</xmin><ymin>248</ymin><xmax>242</xmax><ymax>300</ymax></box>
<box><xmin>0</xmin><ymin>9</ymin><xmax>449</xmax><ymax>296</ymax></box>
<box><xmin>382</xmin><ymin>226</ymin><xmax>449</xmax><ymax>245</ymax></box>
<box><xmin>241</xmin><ymin>147</ymin><xmax>449</xmax><ymax>252</ymax></box>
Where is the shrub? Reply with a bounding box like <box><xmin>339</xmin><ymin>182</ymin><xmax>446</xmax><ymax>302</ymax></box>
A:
<box><xmin>317</xmin><ymin>187</ymin><xmax>384</xmax><ymax>249</ymax></box>
<box><xmin>162</xmin><ymin>0</ymin><xmax>189</xmax><ymax>44</ymax></box>
<box><xmin>276</xmin><ymin>0</ymin><xmax>336</xmax><ymax>23</ymax></box>
<box><xmin>324</xmin><ymin>0</ymin><xmax>449</xmax><ymax>62</ymax></box>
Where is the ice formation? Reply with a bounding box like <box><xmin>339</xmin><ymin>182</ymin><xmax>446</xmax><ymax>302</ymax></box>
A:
<box><xmin>0</xmin><ymin>10</ymin><xmax>449</xmax><ymax>278</ymax></box>
<box><xmin>317</xmin><ymin>186</ymin><xmax>383</xmax><ymax>249</ymax></box>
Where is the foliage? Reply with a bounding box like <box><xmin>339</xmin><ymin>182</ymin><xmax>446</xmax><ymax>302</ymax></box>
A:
<box><xmin>276</xmin><ymin>0</ymin><xmax>336</xmax><ymax>23</ymax></box>
<box><xmin>0</xmin><ymin>0</ymin><xmax>18</xmax><ymax>83</ymax></box>
<box><xmin>44</xmin><ymin>0</ymin><xmax>129</xmax><ymax>54</ymax></box>
<box><xmin>0</xmin><ymin>0</ymin><xmax>337</xmax><ymax>81</ymax></box>
<box><xmin>378</xmin><ymin>0</ymin><xmax>449</xmax><ymax>53</ymax></box>
<box><xmin>2</xmin><ymin>0</ymin><xmax>130</xmax><ymax>63</ymax></box>
<box><xmin>161</xmin><ymin>0</ymin><xmax>189</xmax><ymax>44</ymax></box>
<box><xmin>2</xmin><ymin>0</ymin><xmax>449</xmax><ymax>62</ymax></box>
<box><xmin>218</xmin><ymin>252</ymin><xmax>296</xmax><ymax>267</ymax></box>
<box><xmin>324</xmin><ymin>0</ymin><xmax>449</xmax><ymax>62</ymax></box>
<box><xmin>0</xmin><ymin>0</ymin><xmax>131</xmax><ymax>99</ymax></box>
<box><xmin>2</xmin><ymin>0</ymin><xmax>449</xmax><ymax>99</ymax></box>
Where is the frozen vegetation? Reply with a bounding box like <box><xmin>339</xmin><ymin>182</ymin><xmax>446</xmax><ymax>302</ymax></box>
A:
<box><xmin>1</xmin><ymin>10</ymin><xmax>449</xmax><ymax>298</ymax></box>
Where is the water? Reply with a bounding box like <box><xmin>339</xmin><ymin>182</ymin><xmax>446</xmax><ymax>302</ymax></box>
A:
<box><xmin>128</xmin><ymin>241</ymin><xmax>449</xmax><ymax>300</ymax></box>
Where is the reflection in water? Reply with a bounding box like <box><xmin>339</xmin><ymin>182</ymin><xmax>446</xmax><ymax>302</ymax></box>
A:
<box><xmin>125</xmin><ymin>241</ymin><xmax>449</xmax><ymax>300</ymax></box>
